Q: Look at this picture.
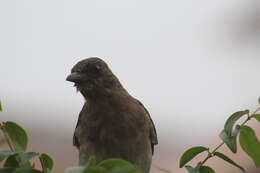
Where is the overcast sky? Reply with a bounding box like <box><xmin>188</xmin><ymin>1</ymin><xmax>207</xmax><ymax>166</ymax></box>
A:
<box><xmin>1</xmin><ymin>1</ymin><xmax>260</xmax><ymax>173</ymax></box>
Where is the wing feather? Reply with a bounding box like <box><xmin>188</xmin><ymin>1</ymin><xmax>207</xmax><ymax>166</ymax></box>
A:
<box><xmin>73</xmin><ymin>102</ymin><xmax>88</xmax><ymax>149</ymax></box>
<box><xmin>136</xmin><ymin>99</ymin><xmax>158</xmax><ymax>154</ymax></box>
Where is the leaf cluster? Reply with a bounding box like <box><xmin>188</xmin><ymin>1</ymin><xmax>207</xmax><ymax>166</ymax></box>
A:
<box><xmin>179</xmin><ymin>99</ymin><xmax>260</xmax><ymax>173</ymax></box>
<box><xmin>0</xmin><ymin>121</ymin><xmax>53</xmax><ymax>173</ymax></box>
<box><xmin>65</xmin><ymin>156</ymin><xmax>142</xmax><ymax>173</ymax></box>
<box><xmin>1</xmin><ymin>99</ymin><xmax>260</xmax><ymax>173</ymax></box>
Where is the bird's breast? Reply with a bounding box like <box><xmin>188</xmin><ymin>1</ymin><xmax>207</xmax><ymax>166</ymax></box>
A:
<box><xmin>79</xmin><ymin>104</ymin><xmax>147</xmax><ymax>146</ymax></box>
<box><xmin>76</xmin><ymin>94</ymin><xmax>149</xmax><ymax>147</ymax></box>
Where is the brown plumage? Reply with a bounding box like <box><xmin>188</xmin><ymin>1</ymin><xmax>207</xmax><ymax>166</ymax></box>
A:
<box><xmin>66</xmin><ymin>57</ymin><xmax>158</xmax><ymax>173</ymax></box>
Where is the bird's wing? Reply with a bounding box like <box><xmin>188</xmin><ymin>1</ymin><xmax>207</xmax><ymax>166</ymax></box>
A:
<box><xmin>73</xmin><ymin>102</ymin><xmax>87</xmax><ymax>149</ymax></box>
<box><xmin>136</xmin><ymin>99</ymin><xmax>158</xmax><ymax>154</ymax></box>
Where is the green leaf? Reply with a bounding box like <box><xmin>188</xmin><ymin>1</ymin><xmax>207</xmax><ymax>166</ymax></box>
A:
<box><xmin>0</xmin><ymin>101</ymin><xmax>2</xmax><ymax>112</ymax></box>
<box><xmin>184</xmin><ymin>163</ymin><xmax>202</xmax><ymax>173</ymax></box>
<box><xmin>219</xmin><ymin>130</ymin><xmax>237</xmax><ymax>153</ymax></box>
<box><xmin>83</xmin><ymin>167</ymin><xmax>105</xmax><ymax>173</ymax></box>
<box><xmin>251</xmin><ymin>114</ymin><xmax>260</xmax><ymax>122</ymax></box>
<box><xmin>98</xmin><ymin>159</ymin><xmax>141</xmax><ymax>173</ymax></box>
<box><xmin>224</xmin><ymin>110</ymin><xmax>249</xmax><ymax>136</ymax></box>
<box><xmin>108</xmin><ymin>165</ymin><xmax>141</xmax><ymax>173</ymax></box>
<box><xmin>85</xmin><ymin>156</ymin><xmax>96</xmax><ymax>168</ymax></box>
<box><xmin>13</xmin><ymin>168</ymin><xmax>43</xmax><ymax>173</ymax></box>
<box><xmin>219</xmin><ymin>125</ymin><xmax>241</xmax><ymax>153</ymax></box>
<box><xmin>184</xmin><ymin>165</ymin><xmax>197</xmax><ymax>173</ymax></box>
<box><xmin>4</xmin><ymin>154</ymin><xmax>20</xmax><ymax>168</ymax></box>
<box><xmin>179</xmin><ymin>146</ymin><xmax>208</xmax><ymax>168</ymax></box>
<box><xmin>39</xmin><ymin>153</ymin><xmax>53</xmax><ymax>172</ymax></box>
<box><xmin>65</xmin><ymin>167</ymin><xmax>84</xmax><ymax>173</ymax></box>
<box><xmin>3</xmin><ymin>122</ymin><xmax>28</xmax><ymax>151</ymax></box>
<box><xmin>199</xmin><ymin>166</ymin><xmax>215</xmax><ymax>173</ymax></box>
<box><xmin>232</xmin><ymin>125</ymin><xmax>241</xmax><ymax>137</ymax></box>
<box><xmin>98</xmin><ymin>159</ymin><xmax>133</xmax><ymax>169</ymax></box>
<box><xmin>0</xmin><ymin>168</ymin><xmax>16</xmax><ymax>173</ymax></box>
<box><xmin>18</xmin><ymin>152</ymin><xmax>39</xmax><ymax>168</ymax></box>
<box><xmin>0</xmin><ymin>150</ymin><xmax>18</xmax><ymax>161</ymax></box>
<box><xmin>0</xmin><ymin>131</ymin><xmax>5</xmax><ymax>145</ymax></box>
<box><xmin>213</xmin><ymin>152</ymin><xmax>245</xmax><ymax>172</ymax></box>
<box><xmin>239</xmin><ymin>125</ymin><xmax>260</xmax><ymax>167</ymax></box>
<box><xmin>3</xmin><ymin>152</ymin><xmax>38</xmax><ymax>168</ymax></box>
<box><xmin>0</xmin><ymin>132</ymin><xmax>6</xmax><ymax>146</ymax></box>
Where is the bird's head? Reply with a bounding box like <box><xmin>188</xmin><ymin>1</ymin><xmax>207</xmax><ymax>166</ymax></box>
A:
<box><xmin>66</xmin><ymin>57</ymin><xmax>122</xmax><ymax>99</ymax></box>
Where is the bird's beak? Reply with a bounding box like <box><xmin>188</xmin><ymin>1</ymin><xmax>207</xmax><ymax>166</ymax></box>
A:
<box><xmin>66</xmin><ymin>72</ymin><xmax>85</xmax><ymax>83</ymax></box>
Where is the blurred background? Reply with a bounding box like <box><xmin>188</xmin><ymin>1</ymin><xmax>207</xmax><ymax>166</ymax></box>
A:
<box><xmin>1</xmin><ymin>0</ymin><xmax>260</xmax><ymax>173</ymax></box>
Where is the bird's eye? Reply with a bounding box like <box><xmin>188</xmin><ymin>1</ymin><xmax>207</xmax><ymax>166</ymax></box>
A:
<box><xmin>89</xmin><ymin>64</ymin><xmax>101</xmax><ymax>74</ymax></box>
<box><xmin>95</xmin><ymin>65</ymin><xmax>101</xmax><ymax>71</ymax></box>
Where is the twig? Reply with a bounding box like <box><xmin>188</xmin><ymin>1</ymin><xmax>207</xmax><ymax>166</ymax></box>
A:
<box><xmin>200</xmin><ymin>106</ymin><xmax>260</xmax><ymax>166</ymax></box>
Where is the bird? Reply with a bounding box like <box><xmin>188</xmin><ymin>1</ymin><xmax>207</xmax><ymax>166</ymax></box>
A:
<box><xmin>66</xmin><ymin>57</ymin><xmax>158</xmax><ymax>173</ymax></box>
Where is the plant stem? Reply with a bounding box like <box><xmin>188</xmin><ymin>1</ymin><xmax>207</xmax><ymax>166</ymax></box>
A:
<box><xmin>0</xmin><ymin>123</ymin><xmax>14</xmax><ymax>151</ymax></box>
<box><xmin>200</xmin><ymin>106</ymin><xmax>260</xmax><ymax>166</ymax></box>
<box><xmin>212</xmin><ymin>142</ymin><xmax>224</xmax><ymax>153</ymax></box>
<box><xmin>252</xmin><ymin>106</ymin><xmax>260</xmax><ymax>114</ymax></box>
<box><xmin>200</xmin><ymin>142</ymin><xmax>224</xmax><ymax>165</ymax></box>
<box><xmin>200</xmin><ymin>154</ymin><xmax>211</xmax><ymax>165</ymax></box>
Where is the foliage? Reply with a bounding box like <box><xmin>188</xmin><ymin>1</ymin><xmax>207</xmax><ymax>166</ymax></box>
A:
<box><xmin>0</xmin><ymin>99</ymin><xmax>260</xmax><ymax>173</ymax></box>
<box><xmin>179</xmin><ymin>99</ymin><xmax>260</xmax><ymax>173</ymax></box>
<box><xmin>65</xmin><ymin>157</ymin><xmax>142</xmax><ymax>173</ymax></box>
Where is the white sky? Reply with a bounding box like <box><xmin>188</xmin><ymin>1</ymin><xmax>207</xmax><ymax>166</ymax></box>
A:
<box><xmin>1</xmin><ymin>1</ymin><xmax>260</xmax><ymax>172</ymax></box>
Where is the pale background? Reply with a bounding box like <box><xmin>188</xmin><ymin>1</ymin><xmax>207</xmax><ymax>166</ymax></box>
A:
<box><xmin>1</xmin><ymin>1</ymin><xmax>260</xmax><ymax>173</ymax></box>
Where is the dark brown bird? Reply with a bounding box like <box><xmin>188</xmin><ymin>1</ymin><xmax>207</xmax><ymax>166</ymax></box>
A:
<box><xmin>66</xmin><ymin>57</ymin><xmax>158</xmax><ymax>173</ymax></box>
